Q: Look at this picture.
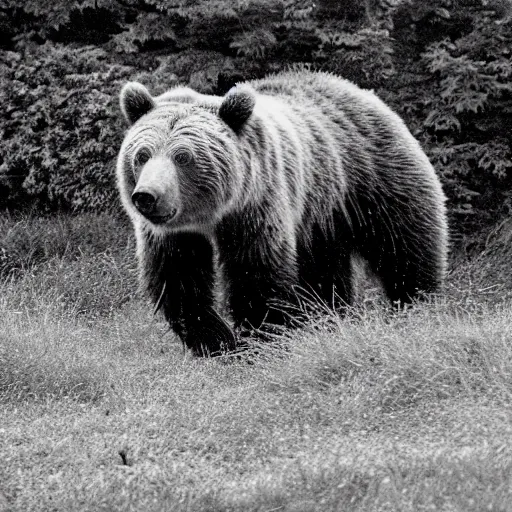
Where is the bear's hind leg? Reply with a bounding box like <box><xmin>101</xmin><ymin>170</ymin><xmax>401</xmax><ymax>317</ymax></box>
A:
<box><xmin>359</xmin><ymin>222</ymin><xmax>444</xmax><ymax>307</ymax></box>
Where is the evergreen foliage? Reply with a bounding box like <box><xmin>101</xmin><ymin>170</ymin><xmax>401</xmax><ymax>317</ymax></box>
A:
<box><xmin>386</xmin><ymin>0</ymin><xmax>512</xmax><ymax>229</ymax></box>
<box><xmin>0</xmin><ymin>0</ymin><xmax>510</xmax><ymax>234</ymax></box>
<box><xmin>0</xmin><ymin>44</ymin><xmax>131</xmax><ymax>210</ymax></box>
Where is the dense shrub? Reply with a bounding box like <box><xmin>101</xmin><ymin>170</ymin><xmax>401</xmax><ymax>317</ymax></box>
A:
<box><xmin>0</xmin><ymin>0</ymin><xmax>510</xmax><ymax>236</ymax></box>
<box><xmin>0</xmin><ymin>44</ymin><xmax>133</xmax><ymax>210</ymax></box>
<box><xmin>384</xmin><ymin>0</ymin><xmax>512</xmax><ymax>231</ymax></box>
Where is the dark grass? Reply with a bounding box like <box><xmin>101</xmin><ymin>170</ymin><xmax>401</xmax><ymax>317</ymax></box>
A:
<box><xmin>0</xmin><ymin>210</ymin><xmax>133</xmax><ymax>277</ymax></box>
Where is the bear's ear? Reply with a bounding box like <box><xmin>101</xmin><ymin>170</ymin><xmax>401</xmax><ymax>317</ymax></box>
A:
<box><xmin>219</xmin><ymin>84</ymin><xmax>256</xmax><ymax>133</ymax></box>
<box><xmin>120</xmin><ymin>82</ymin><xmax>156</xmax><ymax>124</ymax></box>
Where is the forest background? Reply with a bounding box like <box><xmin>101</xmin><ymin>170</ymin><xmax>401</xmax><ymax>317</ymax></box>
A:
<box><xmin>1</xmin><ymin>0</ymin><xmax>511</xmax><ymax>246</ymax></box>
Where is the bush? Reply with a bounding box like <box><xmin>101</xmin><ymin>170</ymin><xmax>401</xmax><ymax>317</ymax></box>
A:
<box><xmin>1</xmin><ymin>0</ymin><xmax>511</xmax><ymax>237</ymax></box>
<box><xmin>0</xmin><ymin>44</ymin><xmax>133</xmax><ymax>210</ymax></box>
<box><xmin>384</xmin><ymin>0</ymin><xmax>512</xmax><ymax>231</ymax></box>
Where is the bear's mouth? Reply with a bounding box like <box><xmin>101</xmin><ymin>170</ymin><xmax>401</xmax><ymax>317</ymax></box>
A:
<box><xmin>146</xmin><ymin>208</ymin><xmax>178</xmax><ymax>225</ymax></box>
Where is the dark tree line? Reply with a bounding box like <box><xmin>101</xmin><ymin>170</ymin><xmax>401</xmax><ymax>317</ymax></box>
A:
<box><xmin>1</xmin><ymin>0</ymin><xmax>511</xmax><ymax>238</ymax></box>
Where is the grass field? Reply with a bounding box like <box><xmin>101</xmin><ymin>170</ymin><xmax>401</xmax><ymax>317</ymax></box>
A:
<box><xmin>1</xmin><ymin>212</ymin><xmax>512</xmax><ymax>512</ymax></box>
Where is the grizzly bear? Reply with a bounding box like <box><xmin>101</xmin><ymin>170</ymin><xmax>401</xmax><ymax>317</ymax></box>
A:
<box><xmin>116</xmin><ymin>71</ymin><xmax>448</xmax><ymax>357</ymax></box>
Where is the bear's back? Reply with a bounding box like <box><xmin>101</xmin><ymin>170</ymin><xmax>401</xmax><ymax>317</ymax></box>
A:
<box><xmin>248</xmin><ymin>71</ymin><xmax>437</xmax><ymax>190</ymax></box>
<box><xmin>244</xmin><ymin>71</ymin><xmax>447</xmax><ymax>288</ymax></box>
<box><xmin>235</xmin><ymin>71</ymin><xmax>444</xmax><ymax>242</ymax></box>
<box><xmin>249</xmin><ymin>71</ymin><xmax>419</xmax><ymax>151</ymax></box>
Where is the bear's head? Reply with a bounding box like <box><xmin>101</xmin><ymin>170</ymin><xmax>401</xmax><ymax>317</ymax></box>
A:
<box><xmin>117</xmin><ymin>82</ymin><xmax>256</xmax><ymax>233</ymax></box>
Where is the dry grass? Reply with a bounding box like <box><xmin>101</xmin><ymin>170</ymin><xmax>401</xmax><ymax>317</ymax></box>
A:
<box><xmin>1</xmin><ymin>212</ymin><xmax>512</xmax><ymax>511</ymax></box>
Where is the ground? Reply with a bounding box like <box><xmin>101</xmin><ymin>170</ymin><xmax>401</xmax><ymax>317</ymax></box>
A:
<box><xmin>1</xmin><ymin>212</ymin><xmax>512</xmax><ymax>512</ymax></box>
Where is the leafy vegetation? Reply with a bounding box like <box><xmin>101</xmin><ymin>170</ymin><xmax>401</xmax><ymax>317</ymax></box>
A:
<box><xmin>0</xmin><ymin>45</ymin><xmax>130</xmax><ymax>210</ymax></box>
<box><xmin>385</xmin><ymin>0</ymin><xmax>512</xmax><ymax>231</ymax></box>
<box><xmin>1</xmin><ymin>0</ymin><xmax>511</xmax><ymax>235</ymax></box>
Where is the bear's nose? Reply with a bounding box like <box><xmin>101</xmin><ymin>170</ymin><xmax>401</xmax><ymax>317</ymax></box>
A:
<box><xmin>132</xmin><ymin>190</ymin><xmax>157</xmax><ymax>215</ymax></box>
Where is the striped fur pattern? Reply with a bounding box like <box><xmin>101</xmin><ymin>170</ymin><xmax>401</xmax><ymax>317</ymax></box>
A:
<box><xmin>117</xmin><ymin>71</ymin><xmax>448</xmax><ymax>356</ymax></box>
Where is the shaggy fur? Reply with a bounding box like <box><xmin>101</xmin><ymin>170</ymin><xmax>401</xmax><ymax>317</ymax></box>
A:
<box><xmin>116</xmin><ymin>71</ymin><xmax>448</xmax><ymax>357</ymax></box>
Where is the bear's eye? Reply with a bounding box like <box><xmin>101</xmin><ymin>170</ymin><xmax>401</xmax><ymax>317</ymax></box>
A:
<box><xmin>134</xmin><ymin>148</ymin><xmax>151</xmax><ymax>168</ymax></box>
<box><xmin>173</xmin><ymin>149</ymin><xmax>193</xmax><ymax>167</ymax></box>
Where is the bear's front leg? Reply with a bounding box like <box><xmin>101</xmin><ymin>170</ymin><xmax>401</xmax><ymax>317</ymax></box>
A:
<box><xmin>140</xmin><ymin>231</ymin><xmax>236</xmax><ymax>357</ymax></box>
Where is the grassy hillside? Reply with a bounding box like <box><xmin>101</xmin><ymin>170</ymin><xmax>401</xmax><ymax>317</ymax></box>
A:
<box><xmin>1</xmin><ymin>213</ymin><xmax>512</xmax><ymax>511</ymax></box>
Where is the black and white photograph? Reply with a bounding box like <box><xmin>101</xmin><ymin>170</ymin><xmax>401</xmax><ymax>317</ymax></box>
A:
<box><xmin>1</xmin><ymin>0</ymin><xmax>512</xmax><ymax>510</ymax></box>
